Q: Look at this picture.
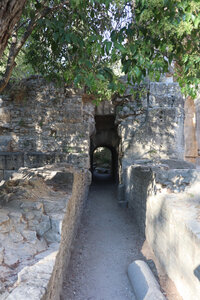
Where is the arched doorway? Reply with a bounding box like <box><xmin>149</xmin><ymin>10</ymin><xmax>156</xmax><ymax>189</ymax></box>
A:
<box><xmin>91</xmin><ymin>145</ymin><xmax>118</xmax><ymax>181</ymax></box>
<box><xmin>90</xmin><ymin>115</ymin><xmax>119</xmax><ymax>182</ymax></box>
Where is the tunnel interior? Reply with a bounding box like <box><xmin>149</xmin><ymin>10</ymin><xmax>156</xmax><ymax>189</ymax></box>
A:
<box><xmin>90</xmin><ymin>115</ymin><xmax>119</xmax><ymax>182</ymax></box>
<box><xmin>93</xmin><ymin>147</ymin><xmax>112</xmax><ymax>174</ymax></box>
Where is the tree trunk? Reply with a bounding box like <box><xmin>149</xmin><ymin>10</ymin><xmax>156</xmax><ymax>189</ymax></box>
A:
<box><xmin>0</xmin><ymin>0</ymin><xmax>27</xmax><ymax>59</ymax></box>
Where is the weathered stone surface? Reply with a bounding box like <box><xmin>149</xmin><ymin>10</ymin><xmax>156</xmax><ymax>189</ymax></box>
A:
<box><xmin>95</xmin><ymin>100</ymin><xmax>115</xmax><ymax>116</ymax></box>
<box><xmin>116</xmin><ymin>82</ymin><xmax>185</xmax><ymax>185</ymax></box>
<box><xmin>184</xmin><ymin>97</ymin><xmax>198</xmax><ymax>163</ymax></box>
<box><xmin>3</xmin><ymin>170</ymin><xmax>15</xmax><ymax>181</ymax></box>
<box><xmin>6</xmin><ymin>285</ymin><xmax>46</xmax><ymax>300</ymax></box>
<box><xmin>0</xmin><ymin>247</ymin><xmax>4</xmax><ymax>264</ymax></box>
<box><xmin>128</xmin><ymin>260</ymin><xmax>166</xmax><ymax>300</ymax></box>
<box><xmin>118</xmin><ymin>107</ymin><xmax>184</xmax><ymax>163</ymax></box>
<box><xmin>1</xmin><ymin>152</ymin><xmax>24</xmax><ymax>170</ymax></box>
<box><xmin>0</xmin><ymin>108</ymin><xmax>10</xmax><ymax>126</ymax></box>
<box><xmin>146</xmin><ymin>188</ymin><xmax>200</xmax><ymax>300</ymax></box>
<box><xmin>0</xmin><ymin>213</ymin><xmax>9</xmax><ymax>225</ymax></box>
<box><xmin>124</xmin><ymin>162</ymin><xmax>200</xmax><ymax>300</ymax></box>
<box><xmin>149</xmin><ymin>82</ymin><xmax>184</xmax><ymax>108</ymax></box>
<box><xmin>43</xmin><ymin>169</ymin><xmax>91</xmax><ymax>300</ymax></box>
<box><xmin>0</xmin><ymin>164</ymin><xmax>91</xmax><ymax>299</ymax></box>
<box><xmin>160</xmin><ymin>159</ymin><xmax>195</xmax><ymax>169</ymax></box>
<box><xmin>24</xmin><ymin>153</ymin><xmax>55</xmax><ymax>168</ymax></box>
<box><xmin>4</xmin><ymin>249</ymin><xmax>20</xmax><ymax>267</ymax></box>
<box><xmin>0</xmin><ymin>78</ymin><xmax>93</xmax><ymax>172</ymax></box>
<box><xmin>0</xmin><ymin>136</ymin><xmax>13</xmax><ymax>152</ymax></box>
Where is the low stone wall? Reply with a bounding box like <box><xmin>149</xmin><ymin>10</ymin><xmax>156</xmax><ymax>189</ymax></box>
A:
<box><xmin>43</xmin><ymin>168</ymin><xmax>91</xmax><ymax>300</ymax></box>
<box><xmin>124</xmin><ymin>161</ymin><xmax>200</xmax><ymax>300</ymax></box>
<box><xmin>0</xmin><ymin>151</ymin><xmax>85</xmax><ymax>181</ymax></box>
<box><xmin>124</xmin><ymin>164</ymin><xmax>153</xmax><ymax>236</ymax></box>
<box><xmin>0</xmin><ymin>164</ymin><xmax>91</xmax><ymax>300</ymax></box>
<box><xmin>146</xmin><ymin>184</ymin><xmax>200</xmax><ymax>300</ymax></box>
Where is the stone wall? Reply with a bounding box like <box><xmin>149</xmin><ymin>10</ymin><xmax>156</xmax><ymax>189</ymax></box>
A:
<box><xmin>0</xmin><ymin>163</ymin><xmax>91</xmax><ymax>299</ymax></box>
<box><xmin>0</xmin><ymin>77</ymin><xmax>95</xmax><ymax>176</ymax></box>
<box><xmin>146</xmin><ymin>183</ymin><xmax>200</xmax><ymax>300</ymax></box>
<box><xmin>43</xmin><ymin>168</ymin><xmax>91</xmax><ymax>300</ymax></box>
<box><xmin>0</xmin><ymin>79</ymin><xmax>188</xmax><ymax>182</ymax></box>
<box><xmin>115</xmin><ymin>82</ymin><xmax>185</xmax><ymax>184</ymax></box>
<box><xmin>124</xmin><ymin>162</ymin><xmax>200</xmax><ymax>300</ymax></box>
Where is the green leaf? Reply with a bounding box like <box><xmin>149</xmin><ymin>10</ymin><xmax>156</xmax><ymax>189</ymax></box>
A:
<box><xmin>122</xmin><ymin>59</ymin><xmax>132</xmax><ymax>74</ymax></box>
<box><xmin>133</xmin><ymin>66</ymin><xmax>143</xmax><ymax>81</ymax></box>
<box><xmin>85</xmin><ymin>60</ymin><xmax>93</xmax><ymax>69</ymax></box>
<box><xmin>115</xmin><ymin>43</ymin><xmax>126</xmax><ymax>54</ymax></box>
<box><xmin>105</xmin><ymin>41</ymin><xmax>112</xmax><ymax>55</ymax></box>
<box><xmin>194</xmin><ymin>17</ymin><xmax>200</xmax><ymax>29</ymax></box>
<box><xmin>111</xmin><ymin>31</ymin><xmax>117</xmax><ymax>42</ymax></box>
<box><xmin>96</xmin><ymin>74</ymin><xmax>105</xmax><ymax>81</ymax></box>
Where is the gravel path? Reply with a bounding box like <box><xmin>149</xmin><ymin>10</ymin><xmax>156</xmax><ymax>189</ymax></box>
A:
<box><xmin>61</xmin><ymin>175</ymin><xmax>144</xmax><ymax>300</ymax></box>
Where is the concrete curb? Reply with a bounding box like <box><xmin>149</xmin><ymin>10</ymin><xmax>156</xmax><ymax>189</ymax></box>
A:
<box><xmin>128</xmin><ymin>260</ymin><xmax>166</xmax><ymax>300</ymax></box>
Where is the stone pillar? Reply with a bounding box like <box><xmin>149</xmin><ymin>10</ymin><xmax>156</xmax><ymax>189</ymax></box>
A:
<box><xmin>184</xmin><ymin>97</ymin><xmax>197</xmax><ymax>164</ymax></box>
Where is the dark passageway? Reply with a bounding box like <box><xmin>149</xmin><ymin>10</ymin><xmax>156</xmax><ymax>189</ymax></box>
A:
<box><xmin>90</xmin><ymin>115</ymin><xmax>119</xmax><ymax>182</ymax></box>
<box><xmin>91</xmin><ymin>146</ymin><xmax>118</xmax><ymax>182</ymax></box>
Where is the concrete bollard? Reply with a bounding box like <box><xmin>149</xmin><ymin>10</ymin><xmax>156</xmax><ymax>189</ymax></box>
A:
<box><xmin>128</xmin><ymin>260</ymin><xmax>166</xmax><ymax>300</ymax></box>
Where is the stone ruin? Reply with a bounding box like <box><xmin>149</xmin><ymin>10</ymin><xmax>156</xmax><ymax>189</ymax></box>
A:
<box><xmin>0</xmin><ymin>75</ymin><xmax>199</xmax><ymax>299</ymax></box>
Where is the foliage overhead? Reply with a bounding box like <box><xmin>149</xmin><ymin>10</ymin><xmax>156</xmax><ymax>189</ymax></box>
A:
<box><xmin>0</xmin><ymin>0</ymin><xmax>200</xmax><ymax>99</ymax></box>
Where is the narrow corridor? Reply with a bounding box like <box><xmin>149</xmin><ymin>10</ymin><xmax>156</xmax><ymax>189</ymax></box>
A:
<box><xmin>61</xmin><ymin>175</ymin><xmax>144</xmax><ymax>300</ymax></box>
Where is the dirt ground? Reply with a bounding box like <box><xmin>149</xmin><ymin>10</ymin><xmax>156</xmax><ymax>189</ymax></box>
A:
<box><xmin>61</xmin><ymin>174</ymin><xmax>182</xmax><ymax>300</ymax></box>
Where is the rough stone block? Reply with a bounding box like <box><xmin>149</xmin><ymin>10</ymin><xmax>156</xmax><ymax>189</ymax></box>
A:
<box><xmin>124</xmin><ymin>165</ymin><xmax>153</xmax><ymax>236</ymax></box>
<box><xmin>0</xmin><ymin>136</ymin><xmax>13</xmax><ymax>151</ymax></box>
<box><xmin>160</xmin><ymin>159</ymin><xmax>195</xmax><ymax>169</ymax></box>
<box><xmin>0</xmin><ymin>155</ymin><xmax>6</xmax><ymax>169</ymax></box>
<box><xmin>3</xmin><ymin>170</ymin><xmax>15</xmax><ymax>180</ymax></box>
<box><xmin>120</xmin><ymin>107</ymin><xmax>184</xmax><ymax>161</ymax></box>
<box><xmin>4</xmin><ymin>152</ymin><xmax>24</xmax><ymax>170</ymax></box>
<box><xmin>149</xmin><ymin>82</ymin><xmax>183</xmax><ymax>108</ymax></box>
<box><xmin>46</xmin><ymin>171</ymin><xmax>73</xmax><ymax>190</ymax></box>
<box><xmin>0</xmin><ymin>170</ymin><xmax>4</xmax><ymax>181</ymax></box>
<box><xmin>24</xmin><ymin>152</ymin><xmax>55</xmax><ymax>168</ymax></box>
<box><xmin>128</xmin><ymin>260</ymin><xmax>166</xmax><ymax>300</ymax></box>
<box><xmin>0</xmin><ymin>107</ymin><xmax>10</xmax><ymax>125</ymax></box>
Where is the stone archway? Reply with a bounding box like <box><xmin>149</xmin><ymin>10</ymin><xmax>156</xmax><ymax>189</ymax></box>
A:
<box><xmin>91</xmin><ymin>145</ymin><xmax>118</xmax><ymax>181</ymax></box>
<box><xmin>90</xmin><ymin>115</ymin><xmax>119</xmax><ymax>182</ymax></box>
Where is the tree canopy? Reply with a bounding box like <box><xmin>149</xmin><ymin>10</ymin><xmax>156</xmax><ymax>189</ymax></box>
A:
<box><xmin>0</xmin><ymin>0</ymin><xmax>199</xmax><ymax>99</ymax></box>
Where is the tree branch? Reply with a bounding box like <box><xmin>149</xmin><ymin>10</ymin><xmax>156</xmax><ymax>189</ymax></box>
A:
<box><xmin>0</xmin><ymin>0</ymin><xmax>27</xmax><ymax>59</ymax></box>
<box><xmin>0</xmin><ymin>1</ymin><xmax>70</xmax><ymax>93</ymax></box>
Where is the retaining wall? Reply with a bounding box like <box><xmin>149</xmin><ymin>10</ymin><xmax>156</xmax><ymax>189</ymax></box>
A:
<box><xmin>0</xmin><ymin>151</ymin><xmax>84</xmax><ymax>181</ymax></box>
<box><xmin>1</xmin><ymin>165</ymin><xmax>91</xmax><ymax>300</ymax></box>
<box><xmin>43</xmin><ymin>168</ymin><xmax>91</xmax><ymax>300</ymax></box>
<box><xmin>124</xmin><ymin>162</ymin><xmax>200</xmax><ymax>300</ymax></box>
